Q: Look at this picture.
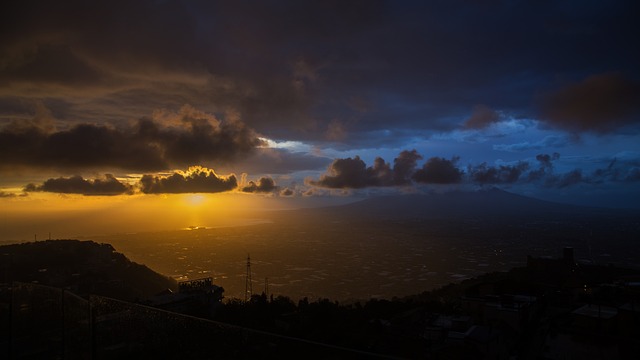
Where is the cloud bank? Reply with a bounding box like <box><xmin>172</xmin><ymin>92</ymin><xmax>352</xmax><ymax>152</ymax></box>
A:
<box><xmin>25</xmin><ymin>174</ymin><xmax>132</xmax><ymax>195</ymax></box>
<box><xmin>310</xmin><ymin>150</ymin><xmax>640</xmax><ymax>190</ymax></box>
<box><xmin>308</xmin><ymin>150</ymin><xmax>423</xmax><ymax>189</ymax></box>
<box><xmin>17</xmin><ymin>151</ymin><xmax>640</xmax><ymax>197</ymax></box>
<box><xmin>242</xmin><ymin>177</ymin><xmax>277</xmax><ymax>194</ymax></box>
<box><xmin>413</xmin><ymin>157</ymin><xmax>464</xmax><ymax>184</ymax></box>
<box><xmin>537</xmin><ymin>73</ymin><xmax>640</xmax><ymax>133</ymax></box>
<box><xmin>2</xmin><ymin>1</ymin><xmax>638</xmax><ymax>147</ymax></box>
<box><xmin>139</xmin><ymin>166</ymin><xmax>237</xmax><ymax>194</ymax></box>
<box><xmin>0</xmin><ymin>105</ymin><xmax>262</xmax><ymax>171</ymax></box>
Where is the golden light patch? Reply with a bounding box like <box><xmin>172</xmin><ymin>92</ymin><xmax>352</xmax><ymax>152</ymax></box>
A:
<box><xmin>185</xmin><ymin>194</ymin><xmax>206</xmax><ymax>206</ymax></box>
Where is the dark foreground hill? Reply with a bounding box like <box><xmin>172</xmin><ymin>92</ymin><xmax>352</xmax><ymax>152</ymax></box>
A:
<box><xmin>1</xmin><ymin>239</ymin><xmax>176</xmax><ymax>301</ymax></box>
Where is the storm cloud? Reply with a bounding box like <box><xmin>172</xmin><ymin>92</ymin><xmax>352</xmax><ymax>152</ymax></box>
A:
<box><xmin>538</xmin><ymin>73</ymin><xmax>640</xmax><ymax>132</ymax></box>
<box><xmin>310</xmin><ymin>149</ymin><xmax>427</xmax><ymax>189</ymax></box>
<box><xmin>465</xmin><ymin>153</ymin><xmax>574</xmax><ymax>188</ymax></box>
<box><xmin>527</xmin><ymin>153</ymin><xmax>560</xmax><ymax>182</ymax></box>
<box><xmin>24</xmin><ymin>174</ymin><xmax>132</xmax><ymax>195</ymax></box>
<box><xmin>468</xmin><ymin>162</ymin><xmax>530</xmax><ymax>185</ymax></box>
<box><xmin>413</xmin><ymin>157</ymin><xmax>464</xmax><ymax>184</ymax></box>
<box><xmin>1</xmin><ymin>1</ymin><xmax>639</xmax><ymax>208</ymax></box>
<box><xmin>310</xmin><ymin>150</ymin><xmax>461</xmax><ymax>189</ymax></box>
<box><xmin>467</xmin><ymin>153</ymin><xmax>640</xmax><ymax>189</ymax></box>
<box><xmin>242</xmin><ymin>177</ymin><xmax>277</xmax><ymax>194</ymax></box>
<box><xmin>393</xmin><ymin>150</ymin><xmax>423</xmax><ymax>185</ymax></box>
<box><xmin>139</xmin><ymin>167</ymin><xmax>237</xmax><ymax>194</ymax></box>
<box><xmin>311</xmin><ymin>150</ymin><xmax>640</xmax><ymax>191</ymax></box>
<box><xmin>308</xmin><ymin>156</ymin><xmax>378</xmax><ymax>189</ymax></box>
<box><xmin>0</xmin><ymin>105</ymin><xmax>261</xmax><ymax>171</ymax></box>
<box><xmin>463</xmin><ymin>105</ymin><xmax>501</xmax><ymax>129</ymax></box>
<box><xmin>2</xmin><ymin>1</ymin><xmax>638</xmax><ymax>146</ymax></box>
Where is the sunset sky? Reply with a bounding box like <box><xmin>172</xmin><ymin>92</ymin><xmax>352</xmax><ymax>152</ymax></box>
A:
<box><xmin>1</xmin><ymin>0</ymin><xmax>639</xmax><ymax>240</ymax></box>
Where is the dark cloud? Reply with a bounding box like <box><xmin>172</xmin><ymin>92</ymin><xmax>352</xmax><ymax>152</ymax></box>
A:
<box><xmin>587</xmin><ymin>157</ymin><xmax>640</xmax><ymax>185</ymax></box>
<box><xmin>536</xmin><ymin>153</ymin><xmax>560</xmax><ymax>168</ymax></box>
<box><xmin>413</xmin><ymin>157</ymin><xmax>463</xmax><ymax>184</ymax></box>
<box><xmin>308</xmin><ymin>156</ymin><xmax>375</xmax><ymax>189</ymax></box>
<box><xmin>0</xmin><ymin>0</ymin><xmax>388</xmax><ymax>139</ymax></box>
<box><xmin>2</xmin><ymin>1</ymin><xmax>637</xmax><ymax>146</ymax></box>
<box><xmin>551</xmin><ymin>169</ymin><xmax>584</xmax><ymax>189</ymax></box>
<box><xmin>310</xmin><ymin>150</ymin><xmax>425</xmax><ymax>189</ymax></box>
<box><xmin>280</xmin><ymin>188</ymin><xmax>295</xmax><ymax>197</ymax></box>
<box><xmin>1</xmin><ymin>43</ymin><xmax>104</xmax><ymax>85</ymax></box>
<box><xmin>0</xmin><ymin>191</ymin><xmax>27</xmax><ymax>198</ymax></box>
<box><xmin>1</xmin><ymin>1</ymin><xmax>638</xmax><ymax>207</ymax></box>
<box><xmin>465</xmin><ymin>152</ymin><xmax>595</xmax><ymax>189</ymax></box>
<box><xmin>24</xmin><ymin>174</ymin><xmax>132</xmax><ymax>195</ymax></box>
<box><xmin>527</xmin><ymin>153</ymin><xmax>560</xmax><ymax>181</ymax></box>
<box><xmin>468</xmin><ymin>162</ymin><xmax>530</xmax><ymax>185</ymax></box>
<box><xmin>369</xmin><ymin>157</ymin><xmax>394</xmax><ymax>185</ymax></box>
<box><xmin>520</xmin><ymin>153</ymin><xmax>640</xmax><ymax>188</ymax></box>
<box><xmin>242</xmin><ymin>177</ymin><xmax>277</xmax><ymax>193</ymax></box>
<box><xmin>139</xmin><ymin>167</ymin><xmax>237</xmax><ymax>194</ymax></box>
<box><xmin>311</xmin><ymin>149</ymin><xmax>640</xmax><ymax>192</ymax></box>
<box><xmin>463</xmin><ymin>105</ymin><xmax>501</xmax><ymax>129</ymax></box>
<box><xmin>393</xmin><ymin>150</ymin><xmax>422</xmax><ymax>185</ymax></box>
<box><xmin>538</xmin><ymin>73</ymin><xmax>640</xmax><ymax>132</ymax></box>
<box><xmin>310</xmin><ymin>150</ymin><xmax>591</xmax><ymax>189</ymax></box>
<box><xmin>0</xmin><ymin>105</ymin><xmax>261</xmax><ymax>171</ymax></box>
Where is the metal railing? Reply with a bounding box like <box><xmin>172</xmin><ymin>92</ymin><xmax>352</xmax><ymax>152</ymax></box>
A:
<box><xmin>1</xmin><ymin>282</ymin><xmax>400</xmax><ymax>359</ymax></box>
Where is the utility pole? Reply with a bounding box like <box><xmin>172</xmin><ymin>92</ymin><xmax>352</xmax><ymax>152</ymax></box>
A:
<box><xmin>264</xmin><ymin>277</ymin><xmax>269</xmax><ymax>298</ymax></box>
<box><xmin>244</xmin><ymin>254</ymin><xmax>252</xmax><ymax>303</ymax></box>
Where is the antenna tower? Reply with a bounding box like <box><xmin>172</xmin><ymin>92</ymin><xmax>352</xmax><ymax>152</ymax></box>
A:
<box><xmin>264</xmin><ymin>277</ymin><xmax>269</xmax><ymax>298</ymax></box>
<box><xmin>244</xmin><ymin>254</ymin><xmax>252</xmax><ymax>302</ymax></box>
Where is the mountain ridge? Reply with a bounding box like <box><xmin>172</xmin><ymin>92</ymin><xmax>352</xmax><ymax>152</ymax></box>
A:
<box><xmin>1</xmin><ymin>239</ymin><xmax>176</xmax><ymax>301</ymax></box>
<box><xmin>286</xmin><ymin>188</ymin><xmax>637</xmax><ymax>221</ymax></box>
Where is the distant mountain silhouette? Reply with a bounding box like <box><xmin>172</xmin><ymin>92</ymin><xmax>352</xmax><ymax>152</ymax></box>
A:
<box><xmin>1</xmin><ymin>240</ymin><xmax>176</xmax><ymax>301</ymax></box>
<box><xmin>292</xmin><ymin>188</ymin><xmax>635</xmax><ymax>221</ymax></box>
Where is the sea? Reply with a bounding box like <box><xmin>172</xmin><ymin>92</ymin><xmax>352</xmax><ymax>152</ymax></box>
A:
<box><xmin>84</xmin><ymin>217</ymin><xmax>639</xmax><ymax>302</ymax></box>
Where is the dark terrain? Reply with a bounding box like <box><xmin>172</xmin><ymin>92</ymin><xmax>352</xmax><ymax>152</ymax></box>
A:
<box><xmin>1</xmin><ymin>240</ymin><xmax>176</xmax><ymax>301</ymax></box>
<box><xmin>89</xmin><ymin>189</ymin><xmax>640</xmax><ymax>301</ymax></box>
<box><xmin>2</xmin><ymin>189</ymin><xmax>639</xmax><ymax>358</ymax></box>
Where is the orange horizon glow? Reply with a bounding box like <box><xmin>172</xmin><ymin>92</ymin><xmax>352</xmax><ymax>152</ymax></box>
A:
<box><xmin>0</xmin><ymin>192</ymin><xmax>280</xmax><ymax>243</ymax></box>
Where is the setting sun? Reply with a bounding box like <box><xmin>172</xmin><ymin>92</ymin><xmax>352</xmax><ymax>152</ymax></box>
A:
<box><xmin>185</xmin><ymin>194</ymin><xmax>206</xmax><ymax>206</ymax></box>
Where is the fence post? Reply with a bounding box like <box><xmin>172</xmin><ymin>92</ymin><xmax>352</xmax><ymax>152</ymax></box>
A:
<box><xmin>8</xmin><ymin>283</ymin><xmax>13</xmax><ymax>360</ymax></box>
<box><xmin>90</xmin><ymin>295</ymin><xmax>95</xmax><ymax>360</ymax></box>
<box><xmin>61</xmin><ymin>288</ymin><xmax>65</xmax><ymax>359</ymax></box>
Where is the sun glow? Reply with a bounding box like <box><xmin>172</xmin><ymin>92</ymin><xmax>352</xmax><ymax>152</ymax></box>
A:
<box><xmin>185</xmin><ymin>194</ymin><xmax>206</xmax><ymax>206</ymax></box>
<box><xmin>0</xmin><ymin>192</ymin><xmax>272</xmax><ymax>242</ymax></box>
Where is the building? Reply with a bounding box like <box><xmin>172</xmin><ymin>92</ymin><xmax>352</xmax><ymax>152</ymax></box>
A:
<box><xmin>150</xmin><ymin>277</ymin><xmax>224</xmax><ymax>317</ymax></box>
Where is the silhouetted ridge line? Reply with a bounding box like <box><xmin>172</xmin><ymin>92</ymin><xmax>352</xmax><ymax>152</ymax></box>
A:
<box><xmin>0</xmin><ymin>239</ymin><xmax>176</xmax><ymax>301</ymax></box>
<box><xmin>291</xmin><ymin>188</ymin><xmax>636</xmax><ymax>220</ymax></box>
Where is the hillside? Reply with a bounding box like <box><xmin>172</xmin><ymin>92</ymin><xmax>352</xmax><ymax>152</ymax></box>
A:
<box><xmin>1</xmin><ymin>240</ymin><xmax>176</xmax><ymax>301</ymax></box>
<box><xmin>289</xmin><ymin>188</ymin><xmax>637</xmax><ymax>221</ymax></box>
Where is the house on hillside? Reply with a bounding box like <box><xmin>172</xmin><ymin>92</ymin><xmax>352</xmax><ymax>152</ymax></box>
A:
<box><xmin>150</xmin><ymin>277</ymin><xmax>223</xmax><ymax>317</ymax></box>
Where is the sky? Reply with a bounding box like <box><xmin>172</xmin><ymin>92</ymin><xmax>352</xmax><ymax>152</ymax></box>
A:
<box><xmin>1</xmin><ymin>0</ymin><xmax>640</xmax><ymax>239</ymax></box>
